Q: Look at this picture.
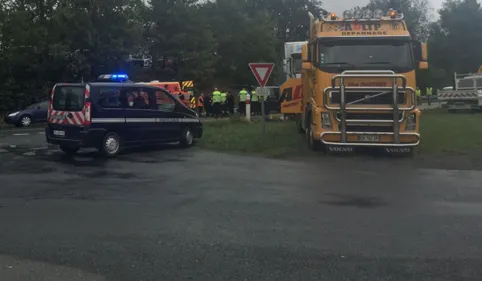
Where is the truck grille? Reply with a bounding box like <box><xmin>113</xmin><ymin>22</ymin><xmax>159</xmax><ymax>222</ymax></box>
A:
<box><xmin>336</xmin><ymin>112</ymin><xmax>404</xmax><ymax>121</ymax></box>
<box><xmin>343</xmin><ymin>125</ymin><xmax>394</xmax><ymax>132</ymax></box>
<box><xmin>331</xmin><ymin>92</ymin><xmax>406</xmax><ymax>105</ymax></box>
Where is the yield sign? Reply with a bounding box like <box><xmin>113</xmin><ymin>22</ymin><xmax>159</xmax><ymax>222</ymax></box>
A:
<box><xmin>249</xmin><ymin>63</ymin><xmax>275</xmax><ymax>87</ymax></box>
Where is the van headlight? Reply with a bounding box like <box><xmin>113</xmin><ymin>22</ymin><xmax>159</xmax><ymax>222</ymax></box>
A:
<box><xmin>8</xmin><ymin>111</ymin><xmax>19</xmax><ymax>117</ymax></box>
<box><xmin>321</xmin><ymin>112</ymin><xmax>332</xmax><ymax>129</ymax></box>
<box><xmin>406</xmin><ymin>114</ymin><xmax>416</xmax><ymax>131</ymax></box>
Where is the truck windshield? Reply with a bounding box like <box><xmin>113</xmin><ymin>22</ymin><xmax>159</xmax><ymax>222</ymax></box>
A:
<box><xmin>318</xmin><ymin>40</ymin><xmax>414</xmax><ymax>72</ymax></box>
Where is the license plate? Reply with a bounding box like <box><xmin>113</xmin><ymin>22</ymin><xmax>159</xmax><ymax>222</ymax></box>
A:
<box><xmin>358</xmin><ymin>135</ymin><xmax>380</xmax><ymax>142</ymax></box>
<box><xmin>53</xmin><ymin>130</ymin><xmax>65</xmax><ymax>137</ymax></box>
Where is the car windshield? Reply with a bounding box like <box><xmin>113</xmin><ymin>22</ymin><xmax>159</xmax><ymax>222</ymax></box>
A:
<box><xmin>319</xmin><ymin>40</ymin><xmax>414</xmax><ymax>71</ymax></box>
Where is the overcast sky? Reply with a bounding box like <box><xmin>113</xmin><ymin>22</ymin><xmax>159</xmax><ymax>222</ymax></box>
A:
<box><xmin>323</xmin><ymin>0</ymin><xmax>444</xmax><ymax>21</ymax></box>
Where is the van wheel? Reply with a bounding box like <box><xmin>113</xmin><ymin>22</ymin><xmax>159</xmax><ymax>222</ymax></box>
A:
<box><xmin>101</xmin><ymin>132</ymin><xmax>122</xmax><ymax>157</ymax></box>
<box><xmin>60</xmin><ymin>145</ymin><xmax>79</xmax><ymax>155</ymax></box>
<box><xmin>180</xmin><ymin>127</ymin><xmax>194</xmax><ymax>148</ymax></box>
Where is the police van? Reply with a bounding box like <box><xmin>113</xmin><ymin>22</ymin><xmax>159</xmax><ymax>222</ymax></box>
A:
<box><xmin>45</xmin><ymin>74</ymin><xmax>202</xmax><ymax>157</ymax></box>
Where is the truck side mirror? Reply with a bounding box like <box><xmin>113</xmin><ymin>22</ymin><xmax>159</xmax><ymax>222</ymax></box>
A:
<box><xmin>421</xmin><ymin>43</ymin><xmax>428</xmax><ymax>61</ymax></box>
<box><xmin>302</xmin><ymin>62</ymin><xmax>312</xmax><ymax>70</ymax></box>
<box><xmin>283</xmin><ymin>58</ymin><xmax>291</xmax><ymax>75</ymax></box>
<box><xmin>419</xmin><ymin>61</ymin><xmax>428</xmax><ymax>70</ymax></box>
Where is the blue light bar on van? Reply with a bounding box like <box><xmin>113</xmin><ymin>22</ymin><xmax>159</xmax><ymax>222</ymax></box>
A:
<box><xmin>98</xmin><ymin>74</ymin><xmax>129</xmax><ymax>80</ymax></box>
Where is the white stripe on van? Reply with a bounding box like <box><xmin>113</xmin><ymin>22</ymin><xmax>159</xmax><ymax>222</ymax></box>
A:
<box><xmin>91</xmin><ymin>118</ymin><xmax>125</xmax><ymax>123</ymax></box>
<box><xmin>91</xmin><ymin>118</ymin><xmax>200</xmax><ymax>124</ymax></box>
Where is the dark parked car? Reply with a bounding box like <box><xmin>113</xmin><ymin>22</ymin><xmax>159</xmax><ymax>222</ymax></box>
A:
<box><xmin>5</xmin><ymin>101</ymin><xmax>49</xmax><ymax>127</ymax></box>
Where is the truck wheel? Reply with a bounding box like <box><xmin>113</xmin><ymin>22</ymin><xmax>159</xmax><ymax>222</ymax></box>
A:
<box><xmin>100</xmin><ymin>132</ymin><xmax>122</xmax><ymax>157</ymax></box>
<box><xmin>179</xmin><ymin>127</ymin><xmax>194</xmax><ymax>148</ymax></box>
<box><xmin>296</xmin><ymin>118</ymin><xmax>304</xmax><ymax>134</ymax></box>
<box><xmin>306</xmin><ymin>118</ymin><xmax>322</xmax><ymax>151</ymax></box>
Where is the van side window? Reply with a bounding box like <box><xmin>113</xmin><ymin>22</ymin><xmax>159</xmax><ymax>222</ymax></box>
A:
<box><xmin>126</xmin><ymin>88</ymin><xmax>151</xmax><ymax>109</ymax></box>
<box><xmin>155</xmin><ymin>90</ymin><xmax>176</xmax><ymax>112</ymax></box>
<box><xmin>98</xmin><ymin>87</ymin><xmax>122</xmax><ymax>108</ymax></box>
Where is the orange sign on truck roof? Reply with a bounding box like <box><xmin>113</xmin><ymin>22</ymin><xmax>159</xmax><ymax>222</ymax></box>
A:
<box><xmin>320</xmin><ymin>20</ymin><xmax>408</xmax><ymax>37</ymax></box>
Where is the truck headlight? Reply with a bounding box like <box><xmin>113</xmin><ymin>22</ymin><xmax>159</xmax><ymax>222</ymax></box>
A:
<box><xmin>406</xmin><ymin>114</ymin><xmax>416</xmax><ymax>131</ymax></box>
<box><xmin>8</xmin><ymin>111</ymin><xmax>19</xmax><ymax>117</ymax></box>
<box><xmin>322</xmin><ymin>112</ymin><xmax>332</xmax><ymax>129</ymax></box>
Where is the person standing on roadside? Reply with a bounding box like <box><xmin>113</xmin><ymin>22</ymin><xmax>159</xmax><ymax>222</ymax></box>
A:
<box><xmin>197</xmin><ymin>93</ymin><xmax>205</xmax><ymax>116</ymax></box>
<box><xmin>238</xmin><ymin>88</ymin><xmax>248</xmax><ymax>115</ymax></box>
<box><xmin>227</xmin><ymin>91</ymin><xmax>234</xmax><ymax>115</ymax></box>
<box><xmin>212</xmin><ymin>88</ymin><xmax>222</xmax><ymax>118</ymax></box>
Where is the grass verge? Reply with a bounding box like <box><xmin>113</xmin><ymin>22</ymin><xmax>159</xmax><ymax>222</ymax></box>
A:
<box><xmin>420</xmin><ymin>110</ymin><xmax>482</xmax><ymax>154</ymax></box>
<box><xmin>199</xmin><ymin>111</ymin><xmax>482</xmax><ymax>157</ymax></box>
<box><xmin>199</xmin><ymin>118</ymin><xmax>309</xmax><ymax>158</ymax></box>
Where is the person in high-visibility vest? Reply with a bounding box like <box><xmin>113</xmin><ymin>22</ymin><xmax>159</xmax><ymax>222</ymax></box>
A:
<box><xmin>197</xmin><ymin>94</ymin><xmax>204</xmax><ymax>116</ymax></box>
<box><xmin>220</xmin><ymin>91</ymin><xmax>227</xmax><ymax>116</ymax></box>
<box><xmin>238</xmin><ymin>88</ymin><xmax>248</xmax><ymax>115</ymax></box>
<box><xmin>261</xmin><ymin>90</ymin><xmax>269</xmax><ymax>114</ymax></box>
<box><xmin>251</xmin><ymin>89</ymin><xmax>258</xmax><ymax>115</ymax></box>
<box><xmin>416</xmin><ymin>87</ymin><xmax>421</xmax><ymax>105</ymax></box>
<box><xmin>212</xmin><ymin>88</ymin><xmax>222</xmax><ymax>118</ymax></box>
<box><xmin>426</xmin><ymin>86</ymin><xmax>432</xmax><ymax>106</ymax></box>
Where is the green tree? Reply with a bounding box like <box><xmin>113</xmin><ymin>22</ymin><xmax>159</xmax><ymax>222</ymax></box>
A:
<box><xmin>365</xmin><ymin>0</ymin><xmax>431</xmax><ymax>40</ymax></box>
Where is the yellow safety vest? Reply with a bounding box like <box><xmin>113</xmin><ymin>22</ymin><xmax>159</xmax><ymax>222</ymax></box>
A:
<box><xmin>220</xmin><ymin>92</ymin><xmax>227</xmax><ymax>103</ymax></box>
<box><xmin>426</xmin><ymin>87</ymin><xmax>432</xmax><ymax>96</ymax></box>
<box><xmin>416</xmin><ymin>89</ymin><xmax>421</xmax><ymax>97</ymax></box>
<box><xmin>239</xmin><ymin>90</ymin><xmax>248</xmax><ymax>102</ymax></box>
<box><xmin>251</xmin><ymin>90</ymin><xmax>258</xmax><ymax>102</ymax></box>
<box><xmin>212</xmin><ymin>91</ymin><xmax>221</xmax><ymax>103</ymax></box>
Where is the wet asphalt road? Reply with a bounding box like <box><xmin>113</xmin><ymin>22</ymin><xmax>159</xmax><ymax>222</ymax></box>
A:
<box><xmin>1</xmin><ymin>126</ymin><xmax>482</xmax><ymax>280</ymax></box>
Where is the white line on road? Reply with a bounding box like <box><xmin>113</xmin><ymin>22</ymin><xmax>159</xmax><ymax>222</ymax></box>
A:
<box><xmin>38</xmin><ymin>132</ymin><xmax>45</xmax><ymax>134</ymax></box>
<box><xmin>0</xmin><ymin>127</ymin><xmax>44</xmax><ymax>133</ymax></box>
<box><xmin>13</xmin><ymin>133</ymin><xmax>29</xmax><ymax>136</ymax></box>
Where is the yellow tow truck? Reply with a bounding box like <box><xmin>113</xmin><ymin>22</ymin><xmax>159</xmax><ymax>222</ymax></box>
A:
<box><xmin>289</xmin><ymin>8</ymin><xmax>428</xmax><ymax>153</ymax></box>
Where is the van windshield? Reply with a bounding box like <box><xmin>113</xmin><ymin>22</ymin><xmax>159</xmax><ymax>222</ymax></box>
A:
<box><xmin>52</xmin><ymin>86</ymin><xmax>85</xmax><ymax>111</ymax></box>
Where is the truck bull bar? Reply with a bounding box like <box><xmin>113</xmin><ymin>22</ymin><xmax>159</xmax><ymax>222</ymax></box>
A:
<box><xmin>322</xmin><ymin>70</ymin><xmax>418</xmax><ymax>146</ymax></box>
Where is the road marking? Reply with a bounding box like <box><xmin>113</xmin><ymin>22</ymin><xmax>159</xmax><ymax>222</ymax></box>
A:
<box><xmin>0</xmin><ymin>127</ymin><xmax>45</xmax><ymax>133</ymax></box>
<box><xmin>13</xmin><ymin>133</ymin><xmax>29</xmax><ymax>136</ymax></box>
<box><xmin>38</xmin><ymin>132</ymin><xmax>45</xmax><ymax>135</ymax></box>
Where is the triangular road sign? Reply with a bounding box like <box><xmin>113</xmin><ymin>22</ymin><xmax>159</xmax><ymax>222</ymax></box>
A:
<box><xmin>249</xmin><ymin>63</ymin><xmax>275</xmax><ymax>87</ymax></box>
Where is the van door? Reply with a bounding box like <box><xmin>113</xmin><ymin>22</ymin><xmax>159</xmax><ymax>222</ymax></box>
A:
<box><xmin>123</xmin><ymin>86</ymin><xmax>160</xmax><ymax>143</ymax></box>
<box><xmin>150</xmin><ymin>88</ymin><xmax>182</xmax><ymax>141</ymax></box>
<box><xmin>92</xmin><ymin>85</ymin><xmax>127</xmax><ymax>141</ymax></box>
<box><xmin>48</xmin><ymin>84</ymin><xmax>87</xmax><ymax>140</ymax></box>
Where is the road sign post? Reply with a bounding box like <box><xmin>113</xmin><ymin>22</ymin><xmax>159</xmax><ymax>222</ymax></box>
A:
<box><xmin>249</xmin><ymin>63</ymin><xmax>274</xmax><ymax>134</ymax></box>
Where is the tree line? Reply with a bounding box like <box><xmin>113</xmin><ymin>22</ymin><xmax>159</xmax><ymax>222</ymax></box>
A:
<box><xmin>0</xmin><ymin>0</ymin><xmax>480</xmax><ymax>112</ymax></box>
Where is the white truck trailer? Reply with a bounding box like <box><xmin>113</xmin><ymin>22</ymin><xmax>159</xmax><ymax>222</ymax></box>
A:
<box><xmin>438</xmin><ymin>72</ymin><xmax>482</xmax><ymax>111</ymax></box>
<box><xmin>282</xmin><ymin>41</ymin><xmax>306</xmax><ymax>80</ymax></box>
